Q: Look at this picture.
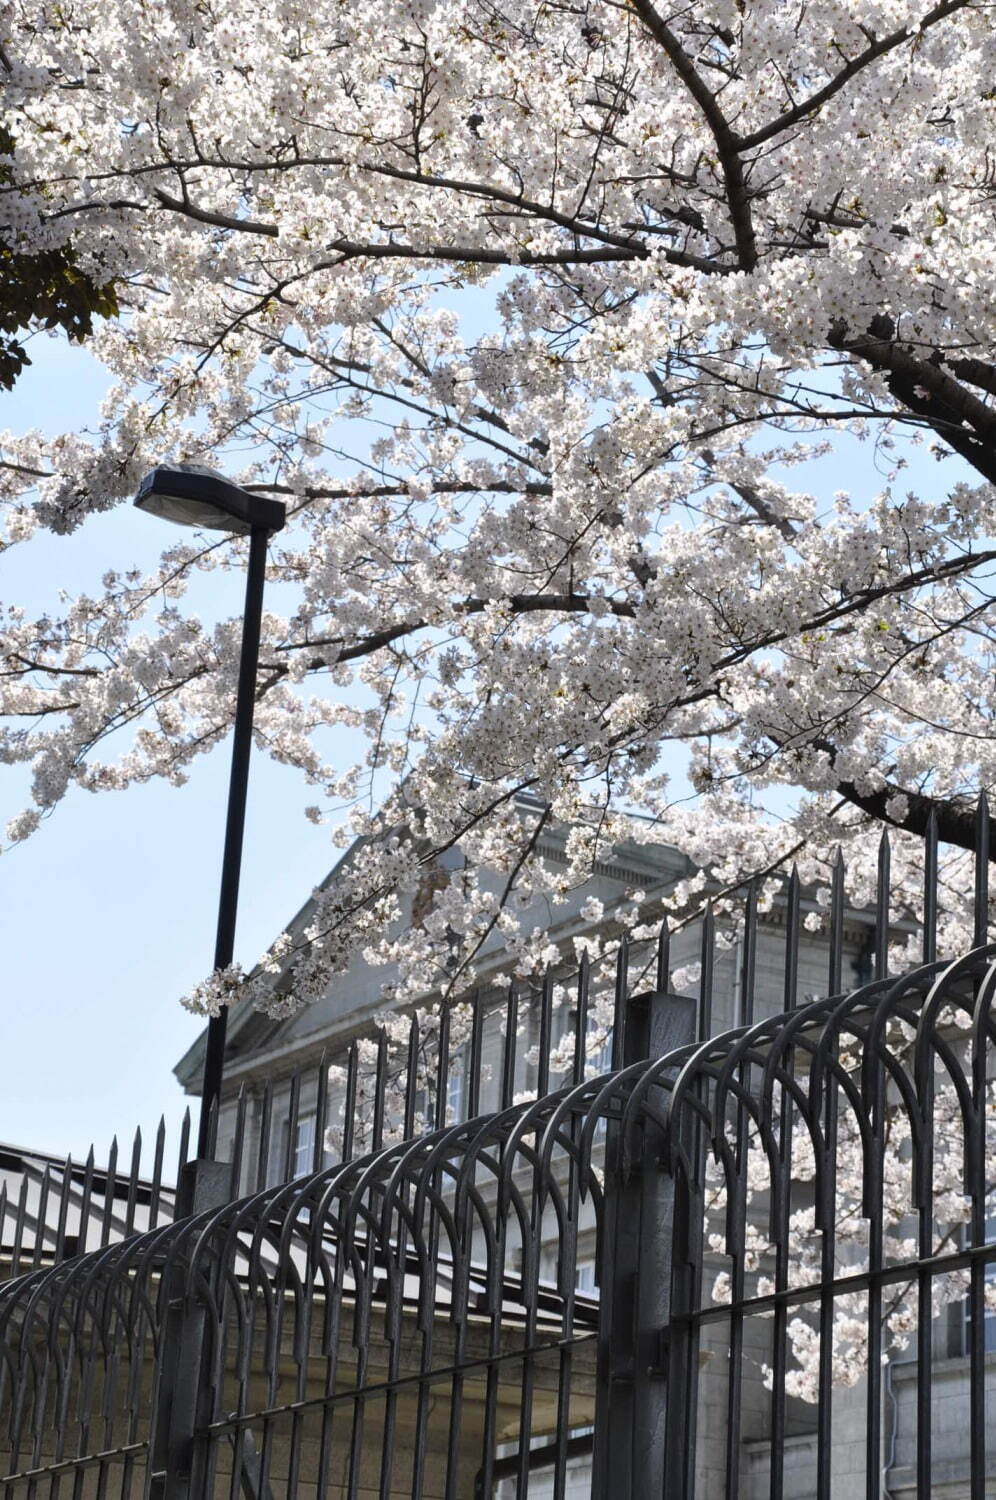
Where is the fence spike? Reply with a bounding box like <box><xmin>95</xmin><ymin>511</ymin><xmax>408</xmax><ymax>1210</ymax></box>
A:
<box><xmin>176</xmin><ymin>1106</ymin><xmax>191</xmax><ymax>1184</ymax></box>
<box><xmin>255</xmin><ymin>1081</ymin><xmax>273</xmax><ymax>1193</ymax></box>
<box><xmin>573</xmin><ymin>952</ymin><xmax>590</xmax><ymax>1087</ymax></box>
<box><xmin>403</xmin><ymin>1014</ymin><xmax>420</xmax><ymax>1140</ymax></box>
<box><xmin>656</xmin><ymin>917</ymin><xmax>671</xmax><ymax>994</ymax></box>
<box><xmin>784</xmin><ymin>865</ymin><xmax>801</xmax><ymax>1010</ymax></box>
<box><xmin>537</xmin><ymin>968</ymin><xmax>554</xmax><ymax>1098</ymax></box>
<box><xmin>53</xmin><ymin>1153</ymin><xmax>73</xmax><ymax>1261</ymax></box>
<box><xmin>11</xmin><ymin>1170</ymin><xmax>28</xmax><ymax>1277</ymax></box>
<box><xmin>435</xmin><ymin>1005</ymin><xmax>451</xmax><ymax>1128</ymax></box>
<box><xmin>284</xmin><ymin>1069</ymin><xmax>302</xmax><ymax>1181</ymax></box>
<box><xmin>875</xmin><ymin>829</ymin><xmax>891</xmax><ymax>980</ymax></box>
<box><xmin>468</xmin><ymin>990</ymin><xmax>484</xmax><ymax>1119</ymax></box>
<box><xmin>828</xmin><ymin>848</ymin><xmax>845</xmax><ymax>995</ymax></box>
<box><xmin>372</xmin><ymin>1028</ymin><xmax>388</xmax><ymax>1153</ymax></box>
<box><xmin>32</xmin><ymin>1165</ymin><xmax>51</xmax><ymax>1268</ymax></box>
<box><xmin>230</xmin><ymin>1084</ymin><xmax>248</xmax><ymax>1197</ymax></box>
<box><xmin>124</xmin><ymin>1126</ymin><xmax>142</xmax><ymax>1236</ymax></box>
<box><xmin>501</xmin><ymin>983</ymin><xmax>519</xmax><ymax>1110</ymax></box>
<box><xmin>342</xmin><ymin>1041</ymin><xmax>358</xmax><ymax>1161</ymax></box>
<box><xmin>313</xmin><ymin>1052</ymin><xmax>329</xmax><ymax>1173</ymax></box>
<box><xmin>205</xmin><ymin>1091</ymin><xmax>220</xmax><ymax>1162</ymax></box>
<box><xmin>698</xmin><ymin>903</ymin><xmax>715</xmax><ymax>1042</ymax></box>
<box><xmin>100</xmin><ymin>1137</ymin><xmax>118</xmax><ymax>1247</ymax></box>
<box><xmin>78</xmin><ymin>1146</ymin><xmax>97</xmax><ymax>1255</ymax></box>
<box><xmin>612</xmin><ymin>933</ymin><xmax>629</xmax><ymax>1070</ymax></box>
<box><xmin>740</xmin><ymin>882</ymin><xmax>758</xmax><ymax>1028</ymax></box>
<box><xmin>149</xmin><ymin>1120</ymin><xmax>165</xmax><ymax>1229</ymax></box>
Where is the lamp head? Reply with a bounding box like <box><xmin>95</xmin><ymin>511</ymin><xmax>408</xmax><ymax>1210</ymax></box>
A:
<box><xmin>134</xmin><ymin>463</ymin><xmax>286</xmax><ymax>534</ymax></box>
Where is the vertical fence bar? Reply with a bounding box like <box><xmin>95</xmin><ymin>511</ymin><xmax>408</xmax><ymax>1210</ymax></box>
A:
<box><xmin>501</xmin><ymin>984</ymin><xmax>519</xmax><ymax>1109</ymax></box>
<box><xmin>100</xmin><ymin>1139</ymin><xmax>119</xmax><ymax>1249</ymax></box>
<box><xmin>974</xmin><ymin>791</ymin><xmax>989</xmax><ymax>948</ymax></box>
<box><xmin>371</xmin><ymin>1028</ymin><xmax>388</xmax><ymax>1153</ymax></box>
<box><xmin>698</xmin><ymin>905</ymin><xmax>714</xmax><ymax>1043</ymax></box>
<box><xmin>284</xmin><ymin>1070</ymin><xmax>301</xmax><ymax>1181</ymax></box>
<box><xmin>229</xmin><ymin>1085</ymin><xmax>248</xmax><ymax>1198</ymax></box>
<box><xmin>657</xmin><ymin>918</ymin><xmax>671</xmax><ymax>995</ymax></box>
<box><xmin>149</xmin><ymin>1121</ymin><xmax>166</xmax><ymax>1230</ymax></box>
<box><xmin>124</xmin><ymin>1128</ymin><xmax>142</xmax><ymax>1237</ymax></box>
<box><xmin>815</xmin><ymin>1034</ymin><xmax>839</xmax><ymax>1500</ymax></box>
<box><xmin>724</xmin><ymin>884</ymin><xmax>758</xmax><ymax>1499</ymax></box>
<box><xmin>11</xmin><ymin>1170</ymin><xmax>28</xmax><ymax>1277</ymax></box>
<box><xmin>255</xmin><ymin>1083</ymin><xmax>273</xmax><ymax>1192</ymax></box>
<box><xmin>915</xmin><ymin>1059</ymin><xmax>935</xmax><ymax>1499</ymax></box>
<box><xmin>740</xmin><ymin>881</ymin><xmax>757</xmax><ymax>1027</ymax></box>
<box><xmin>864</xmin><ymin>1047</ymin><xmax>885</xmax><ymax>1500</ymax></box>
<box><xmin>434</xmin><ymin>1006</ymin><xmax>450</xmax><ymax>1128</ymax></box>
<box><xmin>342</xmin><ymin>1043</ymin><xmax>358</xmax><ymax>1162</ymax></box>
<box><xmin>828</xmin><ymin>848</ymin><xmax>845</xmax><ymax>996</ymax></box>
<box><xmin>573</xmin><ymin>953</ymin><xmax>590</xmax><ymax>1087</ymax></box>
<box><xmin>313</xmin><ymin>1049</ymin><xmax>329</xmax><ymax>1172</ymax></box>
<box><xmin>467</xmin><ymin>992</ymin><xmax>484</xmax><ymax>1119</ymax></box>
<box><xmin>52</xmin><ymin>1157</ymin><xmax>72</xmax><ymax>1263</ymax></box>
<box><xmin>176</xmin><ymin>1107</ymin><xmax>191</xmax><ymax>1187</ymax></box>
<box><xmin>30</xmin><ymin>1164</ymin><xmax>50</xmax><ymax>1269</ymax></box>
<box><xmin>784</xmin><ymin>866</ymin><xmax>800</xmax><ymax>1010</ymax></box>
<box><xmin>875</xmin><ymin>831</ymin><xmax>891</xmax><ymax>981</ymax></box>
<box><xmin>593</xmin><ymin>974</ymin><xmax>695</xmax><ymax>1497</ymax></box>
<box><xmin>923</xmin><ymin>808</ymin><xmax>938</xmax><ymax>966</ymax></box>
<box><xmin>537</xmin><ymin>969</ymin><xmax>553</xmax><ymax>1098</ymax></box>
<box><xmin>611</xmin><ymin>935</ymin><xmax>629</xmax><ymax>1070</ymax></box>
<box><xmin>403</xmin><ymin>1015</ymin><xmax>419</xmax><ymax>1140</ymax></box>
<box><xmin>768</xmin><ymin>1041</ymin><xmax>793</xmax><ymax>1500</ymax></box>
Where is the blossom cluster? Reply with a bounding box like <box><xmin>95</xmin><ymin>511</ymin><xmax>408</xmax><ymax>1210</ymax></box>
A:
<box><xmin>3</xmin><ymin>0</ymin><xmax>996</xmax><ymax>1015</ymax></box>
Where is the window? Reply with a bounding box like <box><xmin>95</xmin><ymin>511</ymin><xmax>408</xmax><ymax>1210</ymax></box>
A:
<box><xmin>293</xmin><ymin>1114</ymin><xmax>317</xmax><ymax>1177</ymax></box>
<box><xmin>447</xmin><ymin>1057</ymin><xmax>465</xmax><ymax>1125</ymax></box>
<box><xmin>575</xmin><ymin>1260</ymin><xmax>597</xmax><ymax>1294</ymax></box>
<box><xmin>275</xmin><ymin>1112</ymin><xmax>318</xmax><ymax>1183</ymax></box>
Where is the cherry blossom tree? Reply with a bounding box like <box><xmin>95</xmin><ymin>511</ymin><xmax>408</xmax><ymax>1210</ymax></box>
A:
<box><xmin>4</xmin><ymin>0</ymin><xmax>996</xmax><ymax>1009</ymax></box>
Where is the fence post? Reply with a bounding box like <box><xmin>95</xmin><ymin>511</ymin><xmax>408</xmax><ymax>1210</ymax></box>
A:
<box><xmin>592</xmin><ymin>989</ymin><xmax>695</xmax><ymax>1497</ymax></box>
<box><xmin>149</xmin><ymin>1161</ymin><xmax>229</xmax><ymax>1500</ymax></box>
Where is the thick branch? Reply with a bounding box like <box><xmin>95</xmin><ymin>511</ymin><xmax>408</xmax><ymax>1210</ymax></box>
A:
<box><xmin>323</xmin><ymin>236</ymin><xmax>718</xmax><ymax>272</ymax></box>
<box><xmin>153</xmin><ymin>188</ymin><xmax>279</xmax><ymax>236</ymax></box>
<box><xmin>835</xmin><ymin>775</ymin><xmax>982</xmax><ymax>854</ymax></box>
<box><xmin>829</xmin><ymin>319</ymin><xmax>996</xmax><ymax>486</ymax></box>
<box><xmin>629</xmin><ymin>0</ymin><xmax>758</xmax><ymax>270</ymax></box>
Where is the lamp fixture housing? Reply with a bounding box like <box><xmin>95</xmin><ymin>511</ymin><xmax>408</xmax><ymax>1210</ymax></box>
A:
<box><xmin>134</xmin><ymin>463</ymin><xmax>286</xmax><ymax>534</ymax></box>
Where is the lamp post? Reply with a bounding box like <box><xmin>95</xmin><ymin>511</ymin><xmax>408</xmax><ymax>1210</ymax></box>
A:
<box><xmin>135</xmin><ymin>464</ymin><xmax>286</xmax><ymax>1160</ymax></box>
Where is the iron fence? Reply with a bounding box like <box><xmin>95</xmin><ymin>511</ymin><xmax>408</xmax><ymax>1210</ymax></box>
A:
<box><xmin>3</xmin><ymin>803</ymin><xmax>996</xmax><ymax>1497</ymax></box>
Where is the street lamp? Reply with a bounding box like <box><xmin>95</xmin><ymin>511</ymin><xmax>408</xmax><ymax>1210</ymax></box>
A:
<box><xmin>135</xmin><ymin>464</ymin><xmax>286</xmax><ymax>1160</ymax></box>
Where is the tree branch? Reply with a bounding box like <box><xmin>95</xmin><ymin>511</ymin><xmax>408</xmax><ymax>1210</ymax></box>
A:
<box><xmin>738</xmin><ymin>0</ymin><xmax>971</xmax><ymax>151</ymax></box>
<box><xmin>628</xmin><ymin>0</ymin><xmax>758</xmax><ymax>269</ymax></box>
<box><xmin>153</xmin><ymin>188</ymin><xmax>279</xmax><ymax>236</ymax></box>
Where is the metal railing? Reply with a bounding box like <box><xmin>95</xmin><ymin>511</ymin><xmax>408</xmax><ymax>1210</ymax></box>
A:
<box><xmin>2</xmin><ymin>802</ymin><xmax>995</xmax><ymax>1497</ymax></box>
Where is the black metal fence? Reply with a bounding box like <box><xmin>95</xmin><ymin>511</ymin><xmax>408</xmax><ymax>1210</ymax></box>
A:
<box><xmin>3</xmin><ymin>807</ymin><xmax>996</xmax><ymax>1497</ymax></box>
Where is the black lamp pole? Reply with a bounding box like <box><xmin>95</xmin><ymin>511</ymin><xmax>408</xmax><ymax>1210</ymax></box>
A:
<box><xmin>134</xmin><ymin>464</ymin><xmax>286</xmax><ymax>1159</ymax></box>
<box><xmin>198</xmin><ymin>519</ymin><xmax>268</xmax><ymax>1156</ymax></box>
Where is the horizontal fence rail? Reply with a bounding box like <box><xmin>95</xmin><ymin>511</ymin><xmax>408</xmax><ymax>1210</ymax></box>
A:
<box><xmin>3</xmin><ymin>800</ymin><xmax>996</xmax><ymax>1498</ymax></box>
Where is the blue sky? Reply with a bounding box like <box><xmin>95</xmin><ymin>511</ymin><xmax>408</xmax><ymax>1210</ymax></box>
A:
<box><xmin>2</xmin><ymin>334</ymin><xmax>336</xmax><ymax>1164</ymax></box>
